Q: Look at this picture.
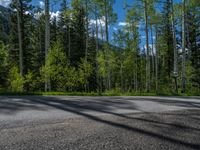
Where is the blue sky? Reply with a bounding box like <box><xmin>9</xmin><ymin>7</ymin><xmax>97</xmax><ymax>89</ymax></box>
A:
<box><xmin>30</xmin><ymin>0</ymin><xmax>130</xmax><ymax>24</ymax></box>
<box><xmin>0</xmin><ymin>0</ymin><xmax>131</xmax><ymax>43</ymax></box>
<box><xmin>30</xmin><ymin>0</ymin><xmax>175</xmax><ymax>47</ymax></box>
<box><xmin>0</xmin><ymin>0</ymin><xmax>182</xmax><ymax>29</ymax></box>
<box><xmin>0</xmin><ymin>0</ymin><xmax>181</xmax><ymax>47</ymax></box>
<box><xmin>31</xmin><ymin>0</ymin><xmax>132</xmax><ymax>43</ymax></box>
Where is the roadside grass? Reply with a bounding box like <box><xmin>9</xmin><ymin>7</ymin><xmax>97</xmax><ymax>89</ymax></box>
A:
<box><xmin>0</xmin><ymin>90</ymin><xmax>199</xmax><ymax>96</ymax></box>
<box><xmin>0</xmin><ymin>91</ymin><xmax>99</xmax><ymax>96</ymax></box>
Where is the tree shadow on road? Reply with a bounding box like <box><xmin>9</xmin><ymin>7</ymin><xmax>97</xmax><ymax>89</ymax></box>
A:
<box><xmin>0</xmin><ymin>96</ymin><xmax>48</xmax><ymax>114</ymax></box>
<box><xmin>0</xmin><ymin>96</ymin><xmax>200</xmax><ymax>149</ymax></box>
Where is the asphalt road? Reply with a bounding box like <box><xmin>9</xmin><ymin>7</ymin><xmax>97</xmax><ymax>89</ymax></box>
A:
<box><xmin>0</xmin><ymin>96</ymin><xmax>200</xmax><ymax>150</ymax></box>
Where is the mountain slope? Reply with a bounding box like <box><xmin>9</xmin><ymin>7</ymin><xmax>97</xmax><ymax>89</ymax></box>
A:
<box><xmin>0</xmin><ymin>5</ymin><xmax>11</xmax><ymax>42</ymax></box>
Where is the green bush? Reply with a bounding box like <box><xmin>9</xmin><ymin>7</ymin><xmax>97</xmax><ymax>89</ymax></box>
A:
<box><xmin>24</xmin><ymin>71</ymin><xmax>38</xmax><ymax>92</ymax></box>
<box><xmin>8</xmin><ymin>66</ymin><xmax>24</xmax><ymax>92</ymax></box>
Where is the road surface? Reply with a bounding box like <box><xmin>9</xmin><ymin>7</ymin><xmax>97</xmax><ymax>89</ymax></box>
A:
<box><xmin>0</xmin><ymin>96</ymin><xmax>200</xmax><ymax>150</ymax></box>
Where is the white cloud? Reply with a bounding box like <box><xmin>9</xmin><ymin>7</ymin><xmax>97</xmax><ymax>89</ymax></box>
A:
<box><xmin>118</xmin><ymin>22</ymin><xmax>129</xmax><ymax>26</ymax></box>
<box><xmin>25</xmin><ymin>11</ymin><xmax>31</xmax><ymax>15</ymax></box>
<box><xmin>89</xmin><ymin>16</ymin><xmax>105</xmax><ymax>27</ymax></box>
<box><xmin>34</xmin><ymin>12</ymin><xmax>43</xmax><ymax>19</ymax></box>
<box><xmin>118</xmin><ymin>22</ymin><xmax>141</xmax><ymax>28</ymax></box>
<box><xmin>143</xmin><ymin>44</ymin><xmax>156</xmax><ymax>55</ymax></box>
<box><xmin>141</xmin><ymin>36</ymin><xmax>155</xmax><ymax>40</ymax></box>
<box><xmin>50</xmin><ymin>11</ymin><xmax>60</xmax><ymax>20</ymax></box>
<box><xmin>34</xmin><ymin>11</ymin><xmax>61</xmax><ymax>21</ymax></box>
<box><xmin>39</xmin><ymin>1</ymin><xmax>44</xmax><ymax>8</ymax></box>
<box><xmin>0</xmin><ymin>0</ymin><xmax>11</xmax><ymax>7</ymax></box>
<box><xmin>88</xmin><ymin>17</ymin><xmax>107</xmax><ymax>40</ymax></box>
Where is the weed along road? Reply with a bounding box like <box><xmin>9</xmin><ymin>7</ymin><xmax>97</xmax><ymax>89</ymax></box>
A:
<box><xmin>0</xmin><ymin>96</ymin><xmax>200</xmax><ymax>150</ymax></box>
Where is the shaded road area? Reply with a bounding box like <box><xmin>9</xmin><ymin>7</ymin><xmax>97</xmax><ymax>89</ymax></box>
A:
<box><xmin>0</xmin><ymin>96</ymin><xmax>200</xmax><ymax>150</ymax></box>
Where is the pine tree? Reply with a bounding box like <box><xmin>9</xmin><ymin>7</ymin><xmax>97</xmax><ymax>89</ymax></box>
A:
<box><xmin>57</xmin><ymin>0</ymin><xmax>70</xmax><ymax>58</ymax></box>
<box><xmin>8</xmin><ymin>0</ymin><xmax>33</xmax><ymax>76</ymax></box>
<box><xmin>158</xmin><ymin>0</ymin><xmax>174</xmax><ymax>90</ymax></box>
<box><xmin>9</xmin><ymin>1</ymin><xmax>20</xmax><ymax>68</ymax></box>
<box><xmin>187</xmin><ymin>0</ymin><xmax>200</xmax><ymax>89</ymax></box>
<box><xmin>71</xmin><ymin>0</ymin><xmax>86</xmax><ymax>65</ymax></box>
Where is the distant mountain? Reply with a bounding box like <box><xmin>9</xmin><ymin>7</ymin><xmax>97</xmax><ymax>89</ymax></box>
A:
<box><xmin>0</xmin><ymin>5</ymin><xmax>11</xmax><ymax>22</ymax></box>
<box><xmin>0</xmin><ymin>5</ymin><xmax>10</xmax><ymax>13</ymax></box>
<box><xmin>0</xmin><ymin>5</ymin><xmax>11</xmax><ymax>42</ymax></box>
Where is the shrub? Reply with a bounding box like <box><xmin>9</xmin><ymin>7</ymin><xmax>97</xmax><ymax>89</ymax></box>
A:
<box><xmin>8</xmin><ymin>66</ymin><xmax>24</xmax><ymax>92</ymax></box>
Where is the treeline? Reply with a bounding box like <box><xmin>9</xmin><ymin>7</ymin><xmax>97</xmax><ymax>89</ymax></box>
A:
<box><xmin>0</xmin><ymin>0</ymin><xmax>200</xmax><ymax>94</ymax></box>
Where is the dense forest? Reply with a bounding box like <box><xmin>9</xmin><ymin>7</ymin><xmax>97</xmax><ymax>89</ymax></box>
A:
<box><xmin>0</xmin><ymin>0</ymin><xmax>200</xmax><ymax>95</ymax></box>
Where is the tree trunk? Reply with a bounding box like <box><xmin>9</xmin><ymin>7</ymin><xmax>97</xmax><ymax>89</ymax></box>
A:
<box><xmin>84</xmin><ymin>0</ymin><xmax>89</xmax><ymax>92</ymax></box>
<box><xmin>104</xmin><ymin>0</ymin><xmax>111</xmax><ymax>90</ymax></box>
<box><xmin>104</xmin><ymin>0</ymin><xmax>109</xmax><ymax>43</ymax></box>
<box><xmin>99</xmin><ymin>21</ymin><xmax>104</xmax><ymax>41</ymax></box>
<box><xmin>45</xmin><ymin>0</ymin><xmax>50</xmax><ymax>92</ymax></box>
<box><xmin>68</xmin><ymin>23</ymin><xmax>71</xmax><ymax>64</ymax></box>
<box><xmin>85</xmin><ymin>0</ymin><xmax>88</xmax><ymax>60</ymax></box>
<box><xmin>150</xmin><ymin>25</ymin><xmax>155</xmax><ymax>89</ymax></box>
<box><xmin>99</xmin><ymin>20</ymin><xmax>104</xmax><ymax>91</ymax></box>
<box><xmin>120</xmin><ymin>61</ymin><xmax>123</xmax><ymax>92</ymax></box>
<box><xmin>17</xmin><ymin>0</ymin><xmax>23</xmax><ymax>77</ymax></box>
<box><xmin>155</xmin><ymin>25</ymin><xmax>158</xmax><ymax>93</ymax></box>
<box><xmin>95</xmin><ymin>5</ymin><xmax>100</xmax><ymax>94</ymax></box>
<box><xmin>181</xmin><ymin>0</ymin><xmax>186</xmax><ymax>93</ymax></box>
<box><xmin>171</xmin><ymin>0</ymin><xmax>178</xmax><ymax>94</ymax></box>
<box><xmin>144</xmin><ymin>0</ymin><xmax>150</xmax><ymax>92</ymax></box>
<box><xmin>135</xmin><ymin>55</ymin><xmax>138</xmax><ymax>92</ymax></box>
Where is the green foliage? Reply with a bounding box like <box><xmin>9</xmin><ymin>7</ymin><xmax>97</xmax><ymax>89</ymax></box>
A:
<box><xmin>94</xmin><ymin>0</ymin><xmax>117</xmax><ymax>25</ymax></box>
<box><xmin>41</xmin><ymin>41</ymin><xmax>69</xmax><ymax>91</ymax></box>
<box><xmin>8</xmin><ymin>66</ymin><xmax>24</xmax><ymax>92</ymax></box>
<box><xmin>0</xmin><ymin>42</ymin><xmax>9</xmax><ymax>84</ymax></box>
<box><xmin>0</xmin><ymin>42</ymin><xmax>9</xmax><ymax>67</ymax></box>
<box><xmin>40</xmin><ymin>41</ymin><xmax>90</xmax><ymax>91</ymax></box>
<box><xmin>78</xmin><ymin>58</ymin><xmax>93</xmax><ymax>86</ymax></box>
<box><xmin>97</xmin><ymin>51</ymin><xmax>106</xmax><ymax>78</ymax></box>
<box><xmin>24</xmin><ymin>71</ymin><xmax>37</xmax><ymax>92</ymax></box>
<box><xmin>65</xmin><ymin>66</ymin><xmax>79</xmax><ymax>89</ymax></box>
